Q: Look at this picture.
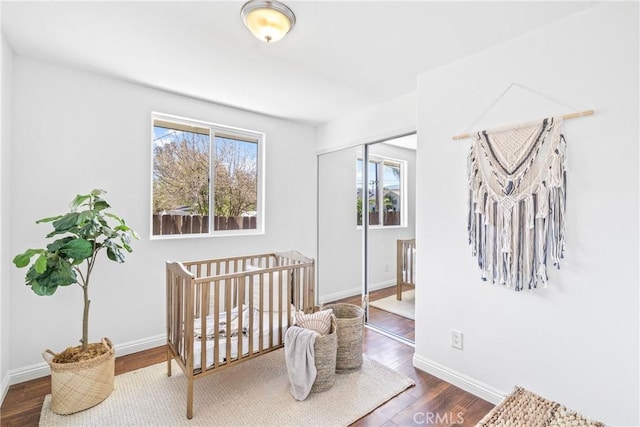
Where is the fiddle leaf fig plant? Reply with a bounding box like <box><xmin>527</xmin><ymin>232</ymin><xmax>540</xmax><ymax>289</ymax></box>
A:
<box><xmin>13</xmin><ymin>189</ymin><xmax>139</xmax><ymax>353</ymax></box>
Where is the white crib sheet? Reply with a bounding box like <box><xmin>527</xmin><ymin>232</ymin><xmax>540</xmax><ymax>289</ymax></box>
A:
<box><xmin>192</xmin><ymin>309</ymin><xmax>293</xmax><ymax>371</ymax></box>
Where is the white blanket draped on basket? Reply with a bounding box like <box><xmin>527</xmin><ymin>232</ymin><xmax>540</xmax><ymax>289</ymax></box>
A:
<box><xmin>284</xmin><ymin>326</ymin><xmax>319</xmax><ymax>401</ymax></box>
<box><xmin>468</xmin><ymin>117</ymin><xmax>567</xmax><ymax>291</ymax></box>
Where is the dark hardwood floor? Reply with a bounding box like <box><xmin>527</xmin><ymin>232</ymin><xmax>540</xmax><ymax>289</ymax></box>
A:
<box><xmin>332</xmin><ymin>284</ymin><xmax>416</xmax><ymax>341</ymax></box>
<box><xmin>1</xmin><ymin>291</ymin><xmax>494</xmax><ymax>426</ymax></box>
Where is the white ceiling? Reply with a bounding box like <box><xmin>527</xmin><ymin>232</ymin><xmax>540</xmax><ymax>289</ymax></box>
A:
<box><xmin>1</xmin><ymin>1</ymin><xmax>596</xmax><ymax>126</ymax></box>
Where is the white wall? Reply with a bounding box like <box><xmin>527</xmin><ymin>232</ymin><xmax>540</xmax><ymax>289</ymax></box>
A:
<box><xmin>316</xmin><ymin>91</ymin><xmax>416</xmax><ymax>153</ymax></box>
<box><xmin>0</xmin><ymin>33</ymin><xmax>13</xmax><ymax>401</ymax></box>
<box><xmin>8</xmin><ymin>57</ymin><xmax>316</xmax><ymax>378</ymax></box>
<box><xmin>414</xmin><ymin>3</ymin><xmax>638</xmax><ymax>426</ymax></box>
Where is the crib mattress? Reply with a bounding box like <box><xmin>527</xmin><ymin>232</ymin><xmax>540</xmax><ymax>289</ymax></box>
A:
<box><xmin>192</xmin><ymin>309</ymin><xmax>292</xmax><ymax>371</ymax></box>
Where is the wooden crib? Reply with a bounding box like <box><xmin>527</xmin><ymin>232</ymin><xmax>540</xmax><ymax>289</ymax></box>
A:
<box><xmin>166</xmin><ymin>250</ymin><xmax>315</xmax><ymax>419</ymax></box>
<box><xmin>396</xmin><ymin>239</ymin><xmax>416</xmax><ymax>300</ymax></box>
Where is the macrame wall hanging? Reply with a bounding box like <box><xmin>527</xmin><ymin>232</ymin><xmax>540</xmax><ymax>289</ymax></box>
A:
<box><xmin>452</xmin><ymin>83</ymin><xmax>593</xmax><ymax>291</ymax></box>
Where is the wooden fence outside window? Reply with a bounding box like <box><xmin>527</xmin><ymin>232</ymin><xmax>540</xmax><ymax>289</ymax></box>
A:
<box><xmin>152</xmin><ymin>214</ymin><xmax>257</xmax><ymax>235</ymax></box>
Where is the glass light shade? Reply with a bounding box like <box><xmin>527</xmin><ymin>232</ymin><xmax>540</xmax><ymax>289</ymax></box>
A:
<box><xmin>241</xmin><ymin>1</ymin><xmax>296</xmax><ymax>43</ymax></box>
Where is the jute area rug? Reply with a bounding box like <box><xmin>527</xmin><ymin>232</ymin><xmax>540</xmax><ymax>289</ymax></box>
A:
<box><xmin>369</xmin><ymin>290</ymin><xmax>415</xmax><ymax>320</ymax></box>
<box><xmin>476</xmin><ymin>386</ymin><xmax>605</xmax><ymax>426</ymax></box>
<box><xmin>39</xmin><ymin>348</ymin><xmax>414</xmax><ymax>427</ymax></box>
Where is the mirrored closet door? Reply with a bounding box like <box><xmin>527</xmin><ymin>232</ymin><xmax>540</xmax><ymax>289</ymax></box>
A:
<box><xmin>317</xmin><ymin>133</ymin><xmax>416</xmax><ymax>343</ymax></box>
<box><xmin>317</xmin><ymin>146</ymin><xmax>363</xmax><ymax>306</ymax></box>
<box><xmin>364</xmin><ymin>136</ymin><xmax>416</xmax><ymax>341</ymax></box>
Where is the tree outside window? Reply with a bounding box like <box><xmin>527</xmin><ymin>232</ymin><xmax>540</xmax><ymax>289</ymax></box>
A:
<box><xmin>356</xmin><ymin>157</ymin><xmax>404</xmax><ymax>227</ymax></box>
<box><xmin>151</xmin><ymin>116</ymin><xmax>262</xmax><ymax>237</ymax></box>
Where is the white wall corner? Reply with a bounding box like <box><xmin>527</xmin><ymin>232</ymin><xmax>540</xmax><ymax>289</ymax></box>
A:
<box><xmin>318</xmin><ymin>279</ymin><xmax>395</xmax><ymax>304</ymax></box>
<box><xmin>315</xmin><ymin>91</ymin><xmax>417</xmax><ymax>153</ymax></box>
<box><xmin>6</xmin><ymin>334</ymin><xmax>166</xmax><ymax>386</ymax></box>
<box><xmin>1</xmin><ymin>371</ymin><xmax>9</xmax><ymax>406</ymax></box>
<box><xmin>412</xmin><ymin>353</ymin><xmax>506</xmax><ymax>405</ymax></box>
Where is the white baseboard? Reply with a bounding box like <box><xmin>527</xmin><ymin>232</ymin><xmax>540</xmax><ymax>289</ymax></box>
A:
<box><xmin>7</xmin><ymin>359</ymin><xmax>50</xmax><ymax>387</ymax></box>
<box><xmin>413</xmin><ymin>353</ymin><xmax>506</xmax><ymax>405</ymax></box>
<box><xmin>6</xmin><ymin>334</ymin><xmax>166</xmax><ymax>387</ymax></box>
<box><xmin>319</xmin><ymin>279</ymin><xmax>395</xmax><ymax>304</ymax></box>
<box><xmin>1</xmin><ymin>371</ymin><xmax>9</xmax><ymax>407</ymax></box>
<box><xmin>115</xmin><ymin>334</ymin><xmax>165</xmax><ymax>358</ymax></box>
<box><xmin>319</xmin><ymin>287</ymin><xmax>360</xmax><ymax>304</ymax></box>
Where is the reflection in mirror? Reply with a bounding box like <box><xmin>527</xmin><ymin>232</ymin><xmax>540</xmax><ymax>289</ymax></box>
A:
<box><xmin>365</xmin><ymin>137</ymin><xmax>416</xmax><ymax>342</ymax></box>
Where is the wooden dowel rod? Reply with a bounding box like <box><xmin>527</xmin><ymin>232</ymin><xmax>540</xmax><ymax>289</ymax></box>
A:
<box><xmin>561</xmin><ymin>109</ymin><xmax>594</xmax><ymax>120</ymax></box>
<box><xmin>452</xmin><ymin>109</ymin><xmax>594</xmax><ymax>140</ymax></box>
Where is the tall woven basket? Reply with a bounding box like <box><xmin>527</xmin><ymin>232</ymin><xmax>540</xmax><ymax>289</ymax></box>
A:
<box><xmin>43</xmin><ymin>337</ymin><xmax>115</xmax><ymax>415</ymax></box>
<box><xmin>310</xmin><ymin>317</ymin><xmax>337</xmax><ymax>393</ymax></box>
<box><xmin>322</xmin><ymin>303</ymin><xmax>364</xmax><ymax>373</ymax></box>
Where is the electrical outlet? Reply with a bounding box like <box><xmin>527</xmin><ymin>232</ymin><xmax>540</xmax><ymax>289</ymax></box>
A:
<box><xmin>451</xmin><ymin>329</ymin><xmax>463</xmax><ymax>350</ymax></box>
<box><xmin>384</xmin><ymin>263</ymin><xmax>389</xmax><ymax>272</ymax></box>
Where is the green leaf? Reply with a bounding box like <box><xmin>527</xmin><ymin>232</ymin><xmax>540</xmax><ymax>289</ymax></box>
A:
<box><xmin>114</xmin><ymin>224</ymin><xmax>130</xmax><ymax>232</ymax></box>
<box><xmin>47</xmin><ymin>236</ymin><xmax>74</xmax><ymax>252</ymax></box>
<box><xmin>104</xmin><ymin>240</ymin><xmax>125</xmax><ymax>263</ymax></box>
<box><xmin>30</xmin><ymin>279</ymin><xmax>57</xmax><ymax>296</ymax></box>
<box><xmin>93</xmin><ymin>200</ymin><xmax>110</xmax><ymax>211</ymax></box>
<box><xmin>36</xmin><ymin>215</ymin><xmax>63</xmax><ymax>224</ymax></box>
<box><xmin>13</xmin><ymin>249</ymin><xmax>43</xmax><ymax>268</ymax></box>
<box><xmin>26</xmin><ymin>256</ymin><xmax>77</xmax><ymax>289</ymax></box>
<box><xmin>77</xmin><ymin>210</ymin><xmax>94</xmax><ymax>225</ymax></box>
<box><xmin>106</xmin><ymin>247</ymin><xmax>117</xmax><ymax>262</ymax></box>
<box><xmin>70</xmin><ymin>194</ymin><xmax>91</xmax><ymax>211</ymax></box>
<box><xmin>111</xmin><ymin>217</ymin><xmax>139</xmax><ymax>240</ymax></box>
<box><xmin>104</xmin><ymin>212</ymin><xmax>123</xmax><ymax>223</ymax></box>
<box><xmin>46</xmin><ymin>228</ymin><xmax>77</xmax><ymax>239</ymax></box>
<box><xmin>59</xmin><ymin>239</ymin><xmax>93</xmax><ymax>261</ymax></box>
<box><xmin>78</xmin><ymin>220</ymin><xmax>102</xmax><ymax>238</ymax></box>
<box><xmin>120</xmin><ymin>234</ymin><xmax>132</xmax><ymax>252</ymax></box>
<box><xmin>34</xmin><ymin>254</ymin><xmax>48</xmax><ymax>273</ymax></box>
<box><xmin>52</xmin><ymin>212</ymin><xmax>80</xmax><ymax>232</ymax></box>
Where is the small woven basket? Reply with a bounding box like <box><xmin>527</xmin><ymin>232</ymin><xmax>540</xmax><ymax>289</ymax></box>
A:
<box><xmin>310</xmin><ymin>317</ymin><xmax>337</xmax><ymax>393</ymax></box>
<box><xmin>43</xmin><ymin>337</ymin><xmax>115</xmax><ymax>415</ymax></box>
<box><xmin>322</xmin><ymin>303</ymin><xmax>364</xmax><ymax>373</ymax></box>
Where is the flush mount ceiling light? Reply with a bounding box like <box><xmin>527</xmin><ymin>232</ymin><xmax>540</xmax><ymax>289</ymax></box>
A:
<box><xmin>241</xmin><ymin>0</ymin><xmax>296</xmax><ymax>43</ymax></box>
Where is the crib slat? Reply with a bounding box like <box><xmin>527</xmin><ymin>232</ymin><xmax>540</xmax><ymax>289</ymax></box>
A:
<box><xmin>248</xmin><ymin>274</ymin><xmax>254</xmax><ymax>355</ymax></box>
<box><xmin>277</xmin><ymin>270</ymin><xmax>283</xmax><ymax>345</ymax></box>
<box><xmin>288</xmin><ymin>272</ymin><xmax>298</xmax><ymax>329</ymax></box>
<box><xmin>166</xmin><ymin>267</ymin><xmax>172</xmax><ymax>376</ymax></box>
<box><xmin>195</xmin><ymin>264</ymin><xmax>202</xmax><ymax>314</ymax></box>
<box><xmin>258</xmin><ymin>272</ymin><xmax>264</xmax><ymax>353</ymax></box>
<box><xmin>237</xmin><ymin>276</ymin><xmax>244</xmax><ymax>360</ymax></box>
<box><xmin>396</xmin><ymin>239</ymin><xmax>416</xmax><ymax>300</ymax></box>
<box><xmin>225</xmin><ymin>279</ymin><xmax>232</xmax><ymax>363</ymax></box>
<box><xmin>213</xmin><ymin>278</ymin><xmax>220</xmax><ymax>369</ymax></box>
<box><xmin>199</xmin><ymin>282</ymin><xmax>207</xmax><ymax>374</ymax></box>
<box><xmin>185</xmin><ymin>275</ymin><xmax>195</xmax><ymax>377</ymax></box>
<box><xmin>176</xmin><ymin>276</ymin><xmax>183</xmax><ymax>360</ymax></box>
<box><xmin>308</xmin><ymin>265</ymin><xmax>315</xmax><ymax>312</ymax></box>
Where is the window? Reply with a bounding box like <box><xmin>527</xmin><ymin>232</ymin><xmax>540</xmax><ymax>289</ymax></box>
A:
<box><xmin>356</xmin><ymin>156</ymin><xmax>404</xmax><ymax>227</ymax></box>
<box><xmin>151</xmin><ymin>114</ymin><xmax>263</xmax><ymax>237</ymax></box>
